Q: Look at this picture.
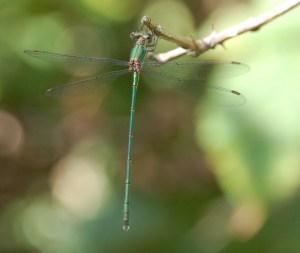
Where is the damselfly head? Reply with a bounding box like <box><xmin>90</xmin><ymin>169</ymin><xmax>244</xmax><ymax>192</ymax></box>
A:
<box><xmin>130</xmin><ymin>32</ymin><xmax>138</xmax><ymax>40</ymax></box>
<box><xmin>130</xmin><ymin>31</ymin><xmax>150</xmax><ymax>40</ymax></box>
<box><xmin>130</xmin><ymin>32</ymin><xmax>155</xmax><ymax>46</ymax></box>
<box><xmin>131</xmin><ymin>17</ymin><xmax>159</xmax><ymax>52</ymax></box>
<box><xmin>141</xmin><ymin>16</ymin><xmax>151</xmax><ymax>26</ymax></box>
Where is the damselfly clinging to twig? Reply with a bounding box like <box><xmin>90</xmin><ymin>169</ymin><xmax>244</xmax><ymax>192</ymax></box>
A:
<box><xmin>25</xmin><ymin>17</ymin><xmax>248</xmax><ymax>231</ymax></box>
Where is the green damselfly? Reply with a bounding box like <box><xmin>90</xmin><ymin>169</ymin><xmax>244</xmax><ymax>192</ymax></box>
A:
<box><xmin>25</xmin><ymin>24</ymin><xmax>248</xmax><ymax>231</ymax></box>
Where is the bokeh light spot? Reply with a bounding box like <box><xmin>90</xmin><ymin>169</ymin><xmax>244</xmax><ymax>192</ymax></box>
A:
<box><xmin>0</xmin><ymin>110</ymin><xmax>24</xmax><ymax>156</ymax></box>
<box><xmin>51</xmin><ymin>154</ymin><xmax>110</xmax><ymax>219</ymax></box>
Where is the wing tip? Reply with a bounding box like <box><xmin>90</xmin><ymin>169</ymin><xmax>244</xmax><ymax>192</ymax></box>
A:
<box><xmin>231</xmin><ymin>61</ymin><xmax>250</xmax><ymax>72</ymax></box>
<box><xmin>231</xmin><ymin>89</ymin><xmax>247</xmax><ymax>106</ymax></box>
<box><xmin>231</xmin><ymin>61</ymin><xmax>242</xmax><ymax>65</ymax></box>
<box><xmin>231</xmin><ymin>90</ymin><xmax>241</xmax><ymax>95</ymax></box>
<box><xmin>24</xmin><ymin>49</ymin><xmax>41</xmax><ymax>55</ymax></box>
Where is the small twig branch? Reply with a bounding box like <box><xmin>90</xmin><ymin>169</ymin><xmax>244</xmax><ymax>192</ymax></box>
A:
<box><xmin>144</xmin><ymin>0</ymin><xmax>300</xmax><ymax>63</ymax></box>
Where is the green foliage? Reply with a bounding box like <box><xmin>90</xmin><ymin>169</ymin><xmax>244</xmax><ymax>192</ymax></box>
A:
<box><xmin>0</xmin><ymin>0</ymin><xmax>299</xmax><ymax>252</ymax></box>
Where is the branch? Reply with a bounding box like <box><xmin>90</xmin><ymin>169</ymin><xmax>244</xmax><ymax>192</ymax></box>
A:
<box><xmin>145</xmin><ymin>0</ymin><xmax>300</xmax><ymax>63</ymax></box>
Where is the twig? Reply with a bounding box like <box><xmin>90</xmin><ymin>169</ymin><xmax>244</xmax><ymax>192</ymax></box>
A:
<box><xmin>141</xmin><ymin>16</ymin><xmax>201</xmax><ymax>52</ymax></box>
<box><xmin>144</xmin><ymin>0</ymin><xmax>300</xmax><ymax>63</ymax></box>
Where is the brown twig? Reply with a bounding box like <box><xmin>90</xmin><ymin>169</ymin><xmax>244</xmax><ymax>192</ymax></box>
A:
<box><xmin>141</xmin><ymin>16</ymin><xmax>200</xmax><ymax>52</ymax></box>
<box><xmin>144</xmin><ymin>0</ymin><xmax>300</xmax><ymax>63</ymax></box>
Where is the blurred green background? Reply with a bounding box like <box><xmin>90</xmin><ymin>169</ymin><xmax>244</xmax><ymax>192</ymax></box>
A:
<box><xmin>0</xmin><ymin>0</ymin><xmax>299</xmax><ymax>252</ymax></box>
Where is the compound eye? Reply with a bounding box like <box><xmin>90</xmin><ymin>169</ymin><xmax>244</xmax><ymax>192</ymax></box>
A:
<box><xmin>141</xmin><ymin>16</ymin><xmax>151</xmax><ymax>24</ymax></box>
<box><xmin>130</xmin><ymin>32</ymin><xmax>136</xmax><ymax>40</ymax></box>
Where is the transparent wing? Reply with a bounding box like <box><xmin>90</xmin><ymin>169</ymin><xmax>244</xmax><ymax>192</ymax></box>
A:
<box><xmin>142</xmin><ymin>70</ymin><xmax>246</xmax><ymax>106</ymax></box>
<box><xmin>142</xmin><ymin>60</ymin><xmax>248</xmax><ymax>107</ymax></box>
<box><xmin>24</xmin><ymin>50</ymin><xmax>128</xmax><ymax>67</ymax></box>
<box><xmin>205</xmin><ymin>86</ymin><xmax>246</xmax><ymax>107</ymax></box>
<box><xmin>44</xmin><ymin>69</ymin><xmax>129</xmax><ymax>96</ymax></box>
<box><xmin>143</xmin><ymin>60</ymin><xmax>249</xmax><ymax>82</ymax></box>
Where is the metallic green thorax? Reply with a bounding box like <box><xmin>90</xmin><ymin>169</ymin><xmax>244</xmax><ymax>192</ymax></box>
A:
<box><xmin>129</xmin><ymin>41</ymin><xmax>147</xmax><ymax>64</ymax></box>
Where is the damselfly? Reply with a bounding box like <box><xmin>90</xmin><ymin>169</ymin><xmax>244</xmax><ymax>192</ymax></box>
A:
<box><xmin>25</xmin><ymin>23</ymin><xmax>248</xmax><ymax>231</ymax></box>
